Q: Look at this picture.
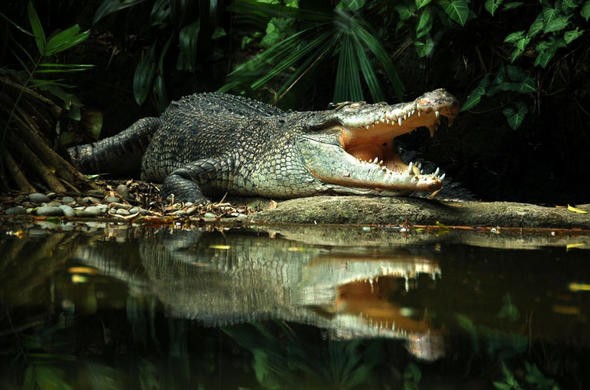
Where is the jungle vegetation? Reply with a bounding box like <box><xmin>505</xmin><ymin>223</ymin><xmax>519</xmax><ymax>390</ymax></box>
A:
<box><xmin>0</xmin><ymin>0</ymin><xmax>589</xmax><ymax>202</ymax></box>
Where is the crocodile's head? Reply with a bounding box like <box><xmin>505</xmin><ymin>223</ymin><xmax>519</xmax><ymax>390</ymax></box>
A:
<box><xmin>298</xmin><ymin>89</ymin><xmax>460</xmax><ymax>195</ymax></box>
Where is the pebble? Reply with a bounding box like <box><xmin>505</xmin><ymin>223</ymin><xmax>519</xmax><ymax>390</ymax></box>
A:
<box><xmin>81</xmin><ymin>196</ymin><xmax>101</xmax><ymax>205</ymax></box>
<box><xmin>59</xmin><ymin>205</ymin><xmax>75</xmax><ymax>217</ymax></box>
<box><xmin>116</xmin><ymin>208</ymin><xmax>130</xmax><ymax>216</ymax></box>
<box><xmin>61</xmin><ymin>196</ymin><xmax>76</xmax><ymax>204</ymax></box>
<box><xmin>76</xmin><ymin>206</ymin><xmax>106</xmax><ymax>217</ymax></box>
<box><xmin>116</xmin><ymin>184</ymin><xmax>129</xmax><ymax>200</ymax></box>
<box><xmin>5</xmin><ymin>206</ymin><xmax>26</xmax><ymax>215</ymax></box>
<box><xmin>29</xmin><ymin>193</ymin><xmax>50</xmax><ymax>204</ymax></box>
<box><xmin>36</xmin><ymin>206</ymin><xmax>64</xmax><ymax>216</ymax></box>
<box><xmin>105</xmin><ymin>196</ymin><xmax>120</xmax><ymax>203</ymax></box>
<box><xmin>129</xmin><ymin>207</ymin><xmax>140</xmax><ymax>214</ymax></box>
<box><xmin>203</xmin><ymin>212</ymin><xmax>217</xmax><ymax>218</ymax></box>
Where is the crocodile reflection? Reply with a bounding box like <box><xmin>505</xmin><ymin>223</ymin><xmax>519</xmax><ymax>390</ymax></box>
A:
<box><xmin>77</xmin><ymin>228</ymin><xmax>444</xmax><ymax>360</ymax></box>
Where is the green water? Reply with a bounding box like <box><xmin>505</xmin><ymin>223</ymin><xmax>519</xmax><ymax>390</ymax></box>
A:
<box><xmin>1</xmin><ymin>222</ymin><xmax>589</xmax><ymax>389</ymax></box>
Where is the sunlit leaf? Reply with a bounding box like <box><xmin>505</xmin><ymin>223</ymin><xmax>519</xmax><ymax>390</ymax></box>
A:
<box><xmin>582</xmin><ymin>1</ymin><xmax>590</xmax><ymax>21</ymax></box>
<box><xmin>504</xmin><ymin>30</ymin><xmax>524</xmax><ymax>43</ymax></box>
<box><xmin>416</xmin><ymin>8</ymin><xmax>432</xmax><ymax>38</ymax></box>
<box><xmin>502</xmin><ymin>101</ymin><xmax>528</xmax><ymax>129</ymax></box>
<box><xmin>335</xmin><ymin>34</ymin><xmax>363</xmax><ymax>101</ymax></box>
<box><xmin>485</xmin><ymin>0</ymin><xmax>503</xmax><ymax>16</ymax></box>
<box><xmin>461</xmin><ymin>75</ymin><xmax>489</xmax><ymax>111</ymax></box>
<box><xmin>45</xmin><ymin>25</ymin><xmax>90</xmax><ymax>56</ymax></box>
<box><xmin>527</xmin><ymin>12</ymin><xmax>544</xmax><ymax>37</ymax></box>
<box><xmin>93</xmin><ymin>0</ymin><xmax>146</xmax><ymax>24</ymax></box>
<box><xmin>353</xmin><ymin>22</ymin><xmax>405</xmax><ymax>98</ymax></box>
<box><xmin>563</xmin><ymin>28</ymin><xmax>583</xmax><ymax>44</ymax></box>
<box><xmin>567</xmin><ymin>204</ymin><xmax>588</xmax><ymax>214</ymax></box>
<box><xmin>415</xmin><ymin>37</ymin><xmax>434</xmax><ymax>57</ymax></box>
<box><xmin>503</xmin><ymin>1</ymin><xmax>523</xmax><ymax>10</ymax></box>
<box><xmin>439</xmin><ymin>0</ymin><xmax>470</xmax><ymax>26</ymax></box>
<box><xmin>416</xmin><ymin>0</ymin><xmax>432</xmax><ymax>9</ymax></box>
<box><xmin>27</xmin><ymin>1</ymin><xmax>46</xmax><ymax>55</ymax></box>
<box><xmin>541</xmin><ymin>8</ymin><xmax>565</xmax><ymax>33</ymax></box>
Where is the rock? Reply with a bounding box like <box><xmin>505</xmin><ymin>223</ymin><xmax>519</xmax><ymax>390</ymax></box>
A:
<box><xmin>203</xmin><ymin>212</ymin><xmax>217</xmax><ymax>218</ymax></box>
<box><xmin>76</xmin><ymin>206</ymin><xmax>106</xmax><ymax>217</ymax></box>
<box><xmin>29</xmin><ymin>193</ymin><xmax>50</xmax><ymax>204</ymax></box>
<box><xmin>105</xmin><ymin>196</ymin><xmax>121</xmax><ymax>203</ymax></box>
<box><xmin>61</xmin><ymin>196</ymin><xmax>76</xmax><ymax>204</ymax></box>
<box><xmin>36</xmin><ymin>206</ymin><xmax>64</xmax><ymax>216</ymax></box>
<box><xmin>81</xmin><ymin>196</ymin><xmax>101</xmax><ymax>205</ymax></box>
<box><xmin>129</xmin><ymin>207</ymin><xmax>140</xmax><ymax>214</ymax></box>
<box><xmin>116</xmin><ymin>208</ymin><xmax>130</xmax><ymax>216</ymax></box>
<box><xmin>116</xmin><ymin>184</ymin><xmax>129</xmax><ymax>200</ymax></box>
<box><xmin>46</xmin><ymin>201</ymin><xmax>62</xmax><ymax>207</ymax></box>
<box><xmin>5</xmin><ymin>206</ymin><xmax>26</xmax><ymax>215</ymax></box>
<box><xmin>59</xmin><ymin>205</ymin><xmax>75</xmax><ymax>217</ymax></box>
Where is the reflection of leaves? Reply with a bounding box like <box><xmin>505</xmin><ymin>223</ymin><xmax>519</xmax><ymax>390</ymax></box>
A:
<box><xmin>455</xmin><ymin>314</ymin><xmax>479</xmax><ymax>353</ymax></box>
<box><xmin>493</xmin><ymin>361</ymin><xmax>523</xmax><ymax>390</ymax></box>
<box><xmin>225</xmin><ymin>322</ymin><xmax>381</xmax><ymax>389</ymax></box>
<box><xmin>403</xmin><ymin>362</ymin><xmax>422</xmax><ymax>390</ymax></box>
<box><xmin>24</xmin><ymin>365</ymin><xmax>73</xmax><ymax>390</ymax></box>
<box><xmin>497</xmin><ymin>294</ymin><xmax>519</xmax><ymax>322</ymax></box>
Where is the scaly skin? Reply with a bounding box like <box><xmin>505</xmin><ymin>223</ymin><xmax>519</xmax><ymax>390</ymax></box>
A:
<box><xmin>68</xmin><ymin>90</ymin><xmax>460</xmax><ymax>203</ymax></box>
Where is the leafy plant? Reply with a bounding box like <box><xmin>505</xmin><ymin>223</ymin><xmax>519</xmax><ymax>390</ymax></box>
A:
<box><xmin>393</xmin><ymin>0</ymin><xmax>470</xmax><ymax>58</ymax></box>
<box><xmin>93</xmin><ymin>0</ymin><xmax>226</xmax><ymax>111</ymax></box>
<box><xmin>0</xmin><ymin>1</ymin><xmax>97</xmax><ymax>193</ymax></box>
<box><xmin>221</xmin><ymin>0</ymin><xmax>405</xmax><ymax>103</ymax></box>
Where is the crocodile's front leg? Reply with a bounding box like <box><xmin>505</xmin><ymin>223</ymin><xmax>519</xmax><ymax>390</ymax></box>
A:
<box><xmin>159</xmin><ymin>158</ymin><xmax>227</xmax><ymax>204</ymax></box>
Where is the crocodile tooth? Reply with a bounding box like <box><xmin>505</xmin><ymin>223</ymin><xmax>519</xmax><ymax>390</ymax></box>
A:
<box><xmin>417</xmin><ymin>110</ymin><xmax>421</xmax><ymax>117</ymax></box>
<box><xmin>435</xmin><ymin>110</ymin><xmax>440</xmax><ymax>118</ymax></box>
<box><xmin>434</xmin><ymin>167</ymin><xmax>440</xmax><ymax>177</ymax></box>
<box><xmin>412</xmin><ymin>164</ymin><xmax>421</xmax><ymax>176</ymax></box>
<box><xmin>407</xmin><ymin>162</ymin><xmax>414</xmax><ymax>175</ymax></box>
<box><xmin>379</xmin><ymin>160</ymin><xmax>384</xmax><ymax>166</ymax></box>
<box><xmin>373</xmin><ymin>157</ymin><xmax>379</xmax><ymax>164</ymax></box>
<box><xmin>439</xmin><ymin>173</ymin><xmax>446</xmax><ymax>181</ymax></box>
<box><xmin>398</xmin><ymin>117</ymin><xmax>403</xmax><ymax>126</ymax></box>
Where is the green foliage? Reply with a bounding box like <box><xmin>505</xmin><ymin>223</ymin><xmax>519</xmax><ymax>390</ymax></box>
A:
<box><xmin>221</xmin><ymin>0</ymin><xmax>404</xmax><ymax>103</ymax></box>
<box><xmin>494</xmin><ymin>361</ymin><xmax>559</xmax><ymax>390</ymax></box>
<box><xmin>94</xmin><ymin>0</ymin><xmax>225</xmax><ymax>111</ymax></box>
<box><xmin>22</xmin><ymin>1</ymin><xmax>92</xmax><ymax>121</ymax></box>
<box><xmin>225</xmin><ymin>322</ymin><xmax>383</xmax><ymax>389</ymax></box>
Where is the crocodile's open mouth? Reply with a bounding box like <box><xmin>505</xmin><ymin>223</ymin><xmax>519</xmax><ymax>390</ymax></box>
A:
<box><xmin>304</xmin><ymin>89</ymin><xmax>460</xmax><ymax>194</ymax></box>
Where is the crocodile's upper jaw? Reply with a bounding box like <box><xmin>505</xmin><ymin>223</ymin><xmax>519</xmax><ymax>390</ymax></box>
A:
<box><xmin>302</xmin><ymin>89</ymin><xmax>460</xmax><ymax>195</ymax></box>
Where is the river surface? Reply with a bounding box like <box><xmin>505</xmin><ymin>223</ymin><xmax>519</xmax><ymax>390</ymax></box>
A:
<box><xmin>1</xmin><ymin>221</ymin><xmax>589</xmax><ymax>389</ymax></box>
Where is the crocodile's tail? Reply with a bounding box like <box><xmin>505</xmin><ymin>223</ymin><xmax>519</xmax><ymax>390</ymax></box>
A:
<box><xmin>68</xmin><ymin>117</ymin><xmax>161</xmax><ymax>176</ymax></box>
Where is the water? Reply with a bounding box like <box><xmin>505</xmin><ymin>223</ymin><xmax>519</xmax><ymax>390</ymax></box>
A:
<box><xmin>1</xmin><ymin>222</ymin><xmax>589</xmax><ymax>389</ymax></box>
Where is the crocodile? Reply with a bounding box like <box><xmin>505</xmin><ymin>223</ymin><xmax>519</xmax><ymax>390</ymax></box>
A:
<box><xmin>68</xmin><ymin>89</ymin><xmax>460</xmax><ymax>203</ymax></box>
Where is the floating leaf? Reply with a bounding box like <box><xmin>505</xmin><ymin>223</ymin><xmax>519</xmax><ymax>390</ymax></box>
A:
<box><xmin>567</xmin><ymin>204</ymin><xmax>588</xmax><ymax>214</ymax></box>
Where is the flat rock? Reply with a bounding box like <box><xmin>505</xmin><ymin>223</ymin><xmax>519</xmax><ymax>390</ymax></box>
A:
<box><xmin>36</xmin><ymin>206</ymin><xmax>64</xmax><ymax>216</ymax></box>
<box><xmin>28</xmin><ymin>193</ymin><xmax>50</xmax><ymax>204</ymax></box>
<box><xmin>5</xmin><ymin>206</ymin><xmax>26</xmax><ymax>215</ymax></box>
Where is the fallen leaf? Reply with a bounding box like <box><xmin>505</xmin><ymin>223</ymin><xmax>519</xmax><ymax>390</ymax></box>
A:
<box><xmin>567</xmin><ymin>204</ymin><xmax>588</xmax><ymax>214</ymax></box>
